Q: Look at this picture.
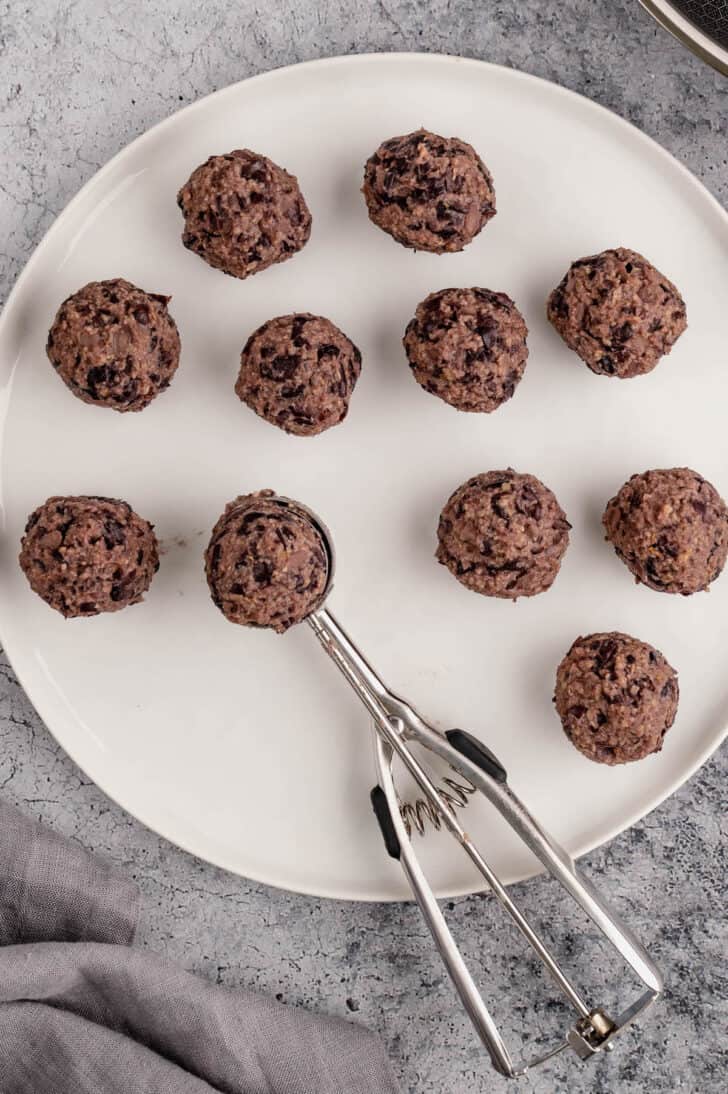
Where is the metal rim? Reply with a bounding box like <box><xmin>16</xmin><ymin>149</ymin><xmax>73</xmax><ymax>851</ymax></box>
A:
<box><xmin>638</xmin><ymin>0</ymin><xmax>728</xmax><ymax>75</ymax></box>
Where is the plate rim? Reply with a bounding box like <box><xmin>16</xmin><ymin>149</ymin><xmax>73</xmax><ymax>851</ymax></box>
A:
<box><xmin>1</xmin><ymin>51</ymin><xmax>727</xmax><ymax>903</ymax></box>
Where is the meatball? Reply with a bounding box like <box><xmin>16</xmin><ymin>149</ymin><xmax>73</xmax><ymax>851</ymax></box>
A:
<box><xmin>554</xmin><ymin>632</ymin><xmax>679</xmax><ymax>764</ymax></box>
<box><xmin>235</xmin><ymin>314</ymin><xmax>362</xmax><ymax>436</ymax></box>
<box><xmin>19</xmin><ymin>495</ymin><xmax>159</xmax><ymax>617</ymax></box>
<box><xmin>177</xmin><ymin>149</ymin><xmax>311</xmax><ymax>280</ymax></box>
<box><xmin>547</xmin><ymin>247</ymin><xmax>687</xmax><ymax>378</ymax></box>
<box><xmin>205</xmin><ymin>491</ymin><xmax>328</xmax><ymax>632</ymax></box>
<box><xmin>362</xmin><ymin>129</ymin><xmax>496</xmax><ymax>253</ymax></box>
<box><xmin>46</xmin><ymin>279</ymin><xmax>180</xmax><ymax>412</ymax></box>
<box><xmin>436</xmin><ymin>470</ymin><xmax>571</xmax><ymax>599</ymax></box>
<box><xmin>403</xmin><ymin>288</ymin><xmax>528</xmax><ymax>412</ymax></box>
<box><xmin>603</xmin><ymin>467</ymin><xmax>728</xmax><ymax>595</ymax></box>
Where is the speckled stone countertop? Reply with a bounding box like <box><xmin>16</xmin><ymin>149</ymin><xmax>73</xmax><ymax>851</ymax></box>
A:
<box><xmin>1</xmin><ymin>2</ymin><xmax>726</xmax><ymax>1091</ymax></box>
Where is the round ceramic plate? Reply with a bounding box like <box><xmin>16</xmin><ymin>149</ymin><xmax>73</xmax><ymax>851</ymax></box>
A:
<box><xmin>1</xmin><ymin>54</ymin><xmax>726</xmax><ymax>901</ymax></box>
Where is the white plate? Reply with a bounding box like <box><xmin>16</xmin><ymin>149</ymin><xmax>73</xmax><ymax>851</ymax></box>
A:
<box><xmin>1</xmin><ymin>54</ymin><xmax>726</xmax><ymax>902</ymax></box>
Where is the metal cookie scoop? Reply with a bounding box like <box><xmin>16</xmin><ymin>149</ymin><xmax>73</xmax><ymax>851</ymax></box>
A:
<box><xmin>273</xmin><ymin>496</ymin><xmax>664</xmax><ymax>1078</ymax></box>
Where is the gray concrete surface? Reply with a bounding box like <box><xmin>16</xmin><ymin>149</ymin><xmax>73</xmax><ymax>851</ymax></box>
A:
<box><xmin>0</xmin><ymin>2</ymin><xmax>726</xmax><ymax>1090</ymax></box>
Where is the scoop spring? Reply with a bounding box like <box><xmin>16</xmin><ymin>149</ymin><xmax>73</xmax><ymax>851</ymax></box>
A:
<box><xmin>400</xmin><ymin>770</ymin><xmax>477</xmax><ymax>836</ymax></box>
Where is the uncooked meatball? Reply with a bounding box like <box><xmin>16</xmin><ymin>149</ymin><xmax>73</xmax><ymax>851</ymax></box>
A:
<box><xmin>205</xmin><ymin>491</ymin><xmax>328</xmax><ymax>632</ymax></box>
<box><xmin>547</xmin><ymin>247</ymin><xmax>686</xmax><ymax>378</ymax></box>
<box><xmin>177</xmin><ymin>150</ymin><xmax>311</xmax><ymax>280</ymax></box>
<box><xmin>46</xmin><ymin>279</ymin><xmax>180</xmax><ymax>412</ymax></box>
<box><xmin>362</xmin><ymin>129</ymin><xmax>496</xmax><ymax>253</ymax></box>
<box><xmin>554</xmin><ymin>632</ymin><xmax>679</xmax><ymax>764</ymax></box>
<box><xmin>603</xmin><ymin>467</ymin><xmax>728</xmax><ymax>595</ymax></box>
<box><xmin>404</xmin><ymin>288</ymin><xmax>528</xmax><ymax>412</ymax></box>
<box><xmin>436</xmin><ymin>470</ymin><xmax>571</xmax><ymax>599</ymax></box>
<box><xmin>19</xmin><ymin>496</ymin><xmax>159</xmax><ymax>617</ymax></box>
<box><xmin>235</xmin><ymin>314</ymin><xmax>362</xmax><ymax>436</ymax></box>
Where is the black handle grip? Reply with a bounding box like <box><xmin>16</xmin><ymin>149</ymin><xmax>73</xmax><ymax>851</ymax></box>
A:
<box><xmin>370</xmin><ymin>785</ymin><xmax>401</xmax><ymax>859</ymax></box>
<box><xmin>446</xmin><ymin>729</ymin><xmax>507</xmax><ymax>783</ymax></box>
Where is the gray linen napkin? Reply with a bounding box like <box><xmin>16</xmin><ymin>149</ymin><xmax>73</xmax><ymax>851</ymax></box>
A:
<box><xmin>0</xmin><ymin>801</ymin><xmax>400</xmax><ymax>1094</ymax></box>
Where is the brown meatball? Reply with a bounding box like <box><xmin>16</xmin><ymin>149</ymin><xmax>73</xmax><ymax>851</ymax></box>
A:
<box><xmin>19</xmin><ymin>496</ymin><xmax>159</xmax><ymax>617</ymax></box>
<box><xmin>177</xmin><ymin>150</ymin><xmax>311</xmax><ymax>280</ymax></box>
<box><xmin>436</xmin><ymin>470</ymin><xmax>571</xmax><ymax>599</ymax></box>
<box><xmin>362</xmin><ymin>129</ymin><xmax>496</xmax><ymax>253</ymax></box>
<box><xmin>603</xmin><ymin>467</ymin><xmax>728</xmax><ymax>595</ymax></box>
<box><xmin>46</xmin><ymin>279</ymin><xmax>180</xmax><ymax>412</ymax></box>
<box><xmin>404</xmin><ymin>288</ymin><xmax>528</xmax><ymax>412</ymax></box>
<box><xmin>205</xmin><ymin>491</ymin><xmax>328</xmax><ymax>632</ymax></box>
<box><xmin>554</xmin><ymin>632</ymin><xmax>679</xmax><ymax>764</ymax></box>
<box><xmin>235</xmin><ymin>314</ymin><xmax>362</xmax><ymax>436</ymax></box>
<box><xmin>547</xmin><ymin>247</ymin><xmax>687</xmax><ymax>378</ymax></box>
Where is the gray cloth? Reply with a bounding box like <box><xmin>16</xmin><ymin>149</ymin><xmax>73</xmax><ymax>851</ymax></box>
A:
<box><xmin>0</xmin><ymin>802</ymin><xmax>400</xmax><ymax>1094</ymax></box>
